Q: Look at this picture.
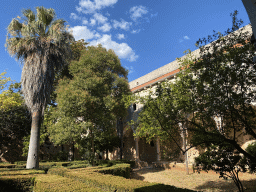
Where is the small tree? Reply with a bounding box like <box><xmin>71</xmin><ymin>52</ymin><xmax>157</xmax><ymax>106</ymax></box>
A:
<box><xmin>195</xmin><ymin>144</ymin><xmax>244</xmax><ymax>192</ymax></box>
<box><xmin>0</xmin><ymin>72</ymin><xmax>31</xmax><ymax>163</ymax></box>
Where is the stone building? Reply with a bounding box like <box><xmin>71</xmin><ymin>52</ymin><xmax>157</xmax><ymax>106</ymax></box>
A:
<box><xmin>107</xmin><ymin>24</ymin><xmax>256</xmax><ymax>167</ymax></box>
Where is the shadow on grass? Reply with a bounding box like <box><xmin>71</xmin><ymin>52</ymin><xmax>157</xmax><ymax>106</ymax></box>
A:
<box><xmin>134</xmin><ymin>183</ymin><xmax>196</xmax><ymax>192</ymax></box>
<box><xmin>195</xmin><ymin>178</ymin><xmax>256</xmax><ymax>192</ymax></box>
<box><xmin>0</xmin><ymin>178</ymin><xmax>34</xmax><ymax>192</ymax></box>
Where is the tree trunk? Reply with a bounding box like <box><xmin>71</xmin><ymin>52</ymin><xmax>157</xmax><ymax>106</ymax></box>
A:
<box><xmin>91</xmin><ymin>129</ymin><xmax>95</xmax><ymax>166</ymax></box>
<box><xmin>182</xmin><ymin>123</ymin><xmax>189</xmax><ymax>175</ymax></box>
<box><xmin>106</xmin><ymin>150</ymin><xmax>109</xmax><ymax>160</ymax></box>
<box><xmin>241</xmin><ymin>0</ymin><xmax>256</xmax><ymax>38</ymax></box>
<box><xmin>26</xmin><ymin>110</ymin><xmax>41</xmax><ymax>169</ymax></box>
<box><xmin>119</xmin><ymin>118</ymin><xmax>123</xmax><ymax>160</ymax></box>
<box><xmin>68</xmin><ymin>142</ymin><xmax>74</xmax><ymax>161</ymax></box>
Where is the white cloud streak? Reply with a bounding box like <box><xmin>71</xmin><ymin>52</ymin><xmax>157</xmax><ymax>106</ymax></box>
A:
<box><xmin>76</xmin><ymin>0</ymin><xmax>118</xmax><ymax>14</ymax></box>
<box><xmin>93</xmin><ymin>13</ymin><xmax>108</xmax><ymax>24</ymax></box>
<box><xmin>117</xmin><ymin>34</ymin><xmax>125</xmax><ymax>40</ymax></box>
<box><xmin>179</xmin><ymin>36</ymin><xmax>190</xmax><ymax>43</ymax></box>
<box><xmin>131</xmin><ymin>29</ymin><xmax>140</xmax><ymax>34</ymax></box>
<box><xmin>124</xmin><ymin>65</ymin><xmax>134</xmax><ymax>74</ymax></box>
<box><xmin>90</xmin><ymin>34</ymin><xmax>138</xmax><ymax>61</ymax></box>
<box><xmin>70</xmin><ymin>13</ymin><xmax>81</xmax><ymax>20</ymax></box>
<box><xmin>129</xmin><ymin>5</ymin><xmax>148</xmax><ymax>21</ymax></box>
<box><xmin>112</xmin><ymin>19</ymin><xmax>132</xmax><ymax>30</ymax></box>
<box><xmin>98</xmin><ymin>23</ymin><xmax>112</xmax><ymax>32</ymax></box>
<box><xmin>71</xmin><ymin>26</ymin><xmax>100</xmax><ymax>41</ymax></box>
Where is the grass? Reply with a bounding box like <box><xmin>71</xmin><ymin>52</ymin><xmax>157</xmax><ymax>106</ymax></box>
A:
<box><xmin>131</xmin><ymin>166</ymin><xmax>256</xmax><ymax>192</ymax></box>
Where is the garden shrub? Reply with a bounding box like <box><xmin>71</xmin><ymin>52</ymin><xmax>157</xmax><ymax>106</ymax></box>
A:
<box><xmin>96</xmin><ymin>163</ymin><xmax>131</xmax><ymax>178</ymax></box>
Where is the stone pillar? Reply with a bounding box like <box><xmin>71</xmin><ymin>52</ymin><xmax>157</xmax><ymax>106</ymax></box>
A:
<box><xmin>156</xmin><ymin>137</ymin><xmax>161</xmax><ymax>162</ymax></box>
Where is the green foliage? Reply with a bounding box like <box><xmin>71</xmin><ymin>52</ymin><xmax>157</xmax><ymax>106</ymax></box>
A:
<box><xmin>240</xmin><ymin>142</ymin><xmax>256</xmax><ymax>173</ymax></box>
<box><xmin>246</xmin><ymin>142</ymin><xmax>256</xmax><ymax>158</ymax></box>
<box><xmin>48</xmin><ymin>45</ymin><xmax>131</xmax><ymax>162</ymax></box>
<box><xmin>0</xmin><ymin>73</ymin><xmax>31</xmax><ymax>163</ymax></box>
<box><xmin>0</xmin><ymin>71</ymin><xmax>11</xmax><ymax>92</ymax></box>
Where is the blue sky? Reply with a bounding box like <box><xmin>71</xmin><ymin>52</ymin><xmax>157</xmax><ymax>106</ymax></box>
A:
<box><xmin>0</xmin><ymin>0</ymin><xmax>251</xmax><ymax>85</ymax></box>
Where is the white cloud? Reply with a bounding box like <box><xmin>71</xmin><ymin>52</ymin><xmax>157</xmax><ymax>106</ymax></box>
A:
<box><xmin>71</xmin><ymin>26</ymin><xmax>100</xmax><ymax>41</ymax></box>
<box><xmin>131</xmin><ymin>29</ymin><xmax>141</xmax><ymax>34</ymax></box>
<box><xmin>129</xmin><ymin>5</ymin><xmax>148</xmax><ymax>21</ymax></box>
<box><xmin>93</xmin><ymin>13</ymin><xmax>108</xmax><ymax>24</ymax></box>
<box><xmin>112</xmin><ymin>19</ymin><xmax>132</xmax><ymax>30</ymax></box>
<box><xmin>98</xmin><ymin>23</ymin><xmax>112</xmax><ymax>32</ymax></box>
<box><xmin>82</xmin><ymin>19</ymin><xmax>89</xmax><ymax>25</ymax></box>
<box><xmin>151</xmin><ymin>12</ymin><xmax>158</xmax><ymax>18</ymax></box>
<box><xmin>90</xmin><ymin>34</ymin><xmax>138</xmax><ymax>61</ymax></box>
<box><xmin>179</xmin><ymin>36</ymin><xmax>190</xmax><ymax>43</ymax></box>
<box><xmin>117</xmin><ymin>34</ymin><xmax>125</xmax><ymax>40</ymax></box>
<box><xmin>90</xmin><ymin>18</ymin><xmax>97</xmax><ymax>26</ymax></box>
<box><xmin>70</xmin><ymin>13</ymin><xmax>81</xmax><ymax>20</ymax></box>
<box><xmin>76</xmin><ymin>0</ymin><xmax>118</xmax><ymax>14</ymax></box>
<box><xmin>124</xmin><ymin>65</ymin><xmax>134</xmax><ymax>74</ymax></box>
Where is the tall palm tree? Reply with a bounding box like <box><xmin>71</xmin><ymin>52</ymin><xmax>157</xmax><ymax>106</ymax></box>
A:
<box><xmin>5</xmin><ymin>7</ymin><xmax>74</xmax><ymax>169</ymax></box>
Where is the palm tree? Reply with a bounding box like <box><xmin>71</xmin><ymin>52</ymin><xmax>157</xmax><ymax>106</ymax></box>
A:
<box><xmin>5</xmin><ymin>7</ymin><xmax>74</xmax><ymax>169</ymax></box>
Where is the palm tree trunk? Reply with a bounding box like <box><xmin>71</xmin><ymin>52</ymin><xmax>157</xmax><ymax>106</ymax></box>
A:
<box><xmin>26</xmin><ymin>110</ymin><xmax>41</xmax><ymax>169</ymax></box>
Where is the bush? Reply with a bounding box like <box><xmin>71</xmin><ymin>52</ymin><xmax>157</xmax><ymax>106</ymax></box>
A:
<box><xmin>246</xmin><ymin>142</ymin><xmax>256</xmax><ymax>158</ymax></box>
<box><xmin>243</xmin><ymin>142</ymin><xmax>256</xmax><ymax>172</ymax></box>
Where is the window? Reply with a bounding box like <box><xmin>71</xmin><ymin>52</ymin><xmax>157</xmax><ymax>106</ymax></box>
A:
<box><xmin>150</xmin><ymin>141</ymin><xmax>154</xmax><ymax>147</ymax></box>
<box><xmin>133</xmin><ymin>103</ymin><xmax>136</xmax><ymax>111</ymax></box>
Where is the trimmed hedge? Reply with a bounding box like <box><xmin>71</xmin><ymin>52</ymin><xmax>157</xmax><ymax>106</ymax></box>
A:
<box><xmin>97</xmin><ymin>163</ymin><xmax>131</xmax><ymax>179</ymax></box>
<box><xmin>48</xmin><ymin>166</ymin><xmax>195</xmax><ymax>192</ymax></box>
<box><xmin>34</xmin><ymin>174</ymin><xmax>103</xmax><ymax>192</ymax></box>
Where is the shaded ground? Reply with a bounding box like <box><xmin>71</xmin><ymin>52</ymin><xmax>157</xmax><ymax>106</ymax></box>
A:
<box><xmin>131</xmin><ymin>165</ymin><xmax>256</xmax><ymax>192</ymax></box>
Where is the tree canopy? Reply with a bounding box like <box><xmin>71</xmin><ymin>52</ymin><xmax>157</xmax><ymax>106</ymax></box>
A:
<box><xmin>48</xmin><ymin>45</ymin><xmax>130</xmax><ymax>162</ymax></box>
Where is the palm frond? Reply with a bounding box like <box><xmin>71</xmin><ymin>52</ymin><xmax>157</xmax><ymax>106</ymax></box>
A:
<box><xmin>36</xmin><ymin>6</ymin><xmax>55</xmax><ymax>27</ymax></box>
<box><xmin>6</xmin><ymin>6</ymin><xmax>74</xmax><ymax>114</ymax></box>
<box><xmin>22</xmin><ymin>9</ymin><xmax>35</xmax><ymax>23</ymax></box>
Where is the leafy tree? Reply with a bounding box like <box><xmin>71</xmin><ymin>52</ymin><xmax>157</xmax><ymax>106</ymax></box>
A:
<box><xmin>48</xmin><ymin>45</ymin><xmax>130</xmax><ymax>164</ymax></box>
<box><xmin>195</xmin><ymin>144</ymin><xmax>245</xmax><ymax>192</ymax></box>
<box><xmin>0</xmin><ymin>72</ymin><xmax>31</xmax><ymax>163</ymax></box>
<box><xmin>5</xmin><ymin>7</ymin><xmax>74</xmax><ymax>169</ymax></box>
